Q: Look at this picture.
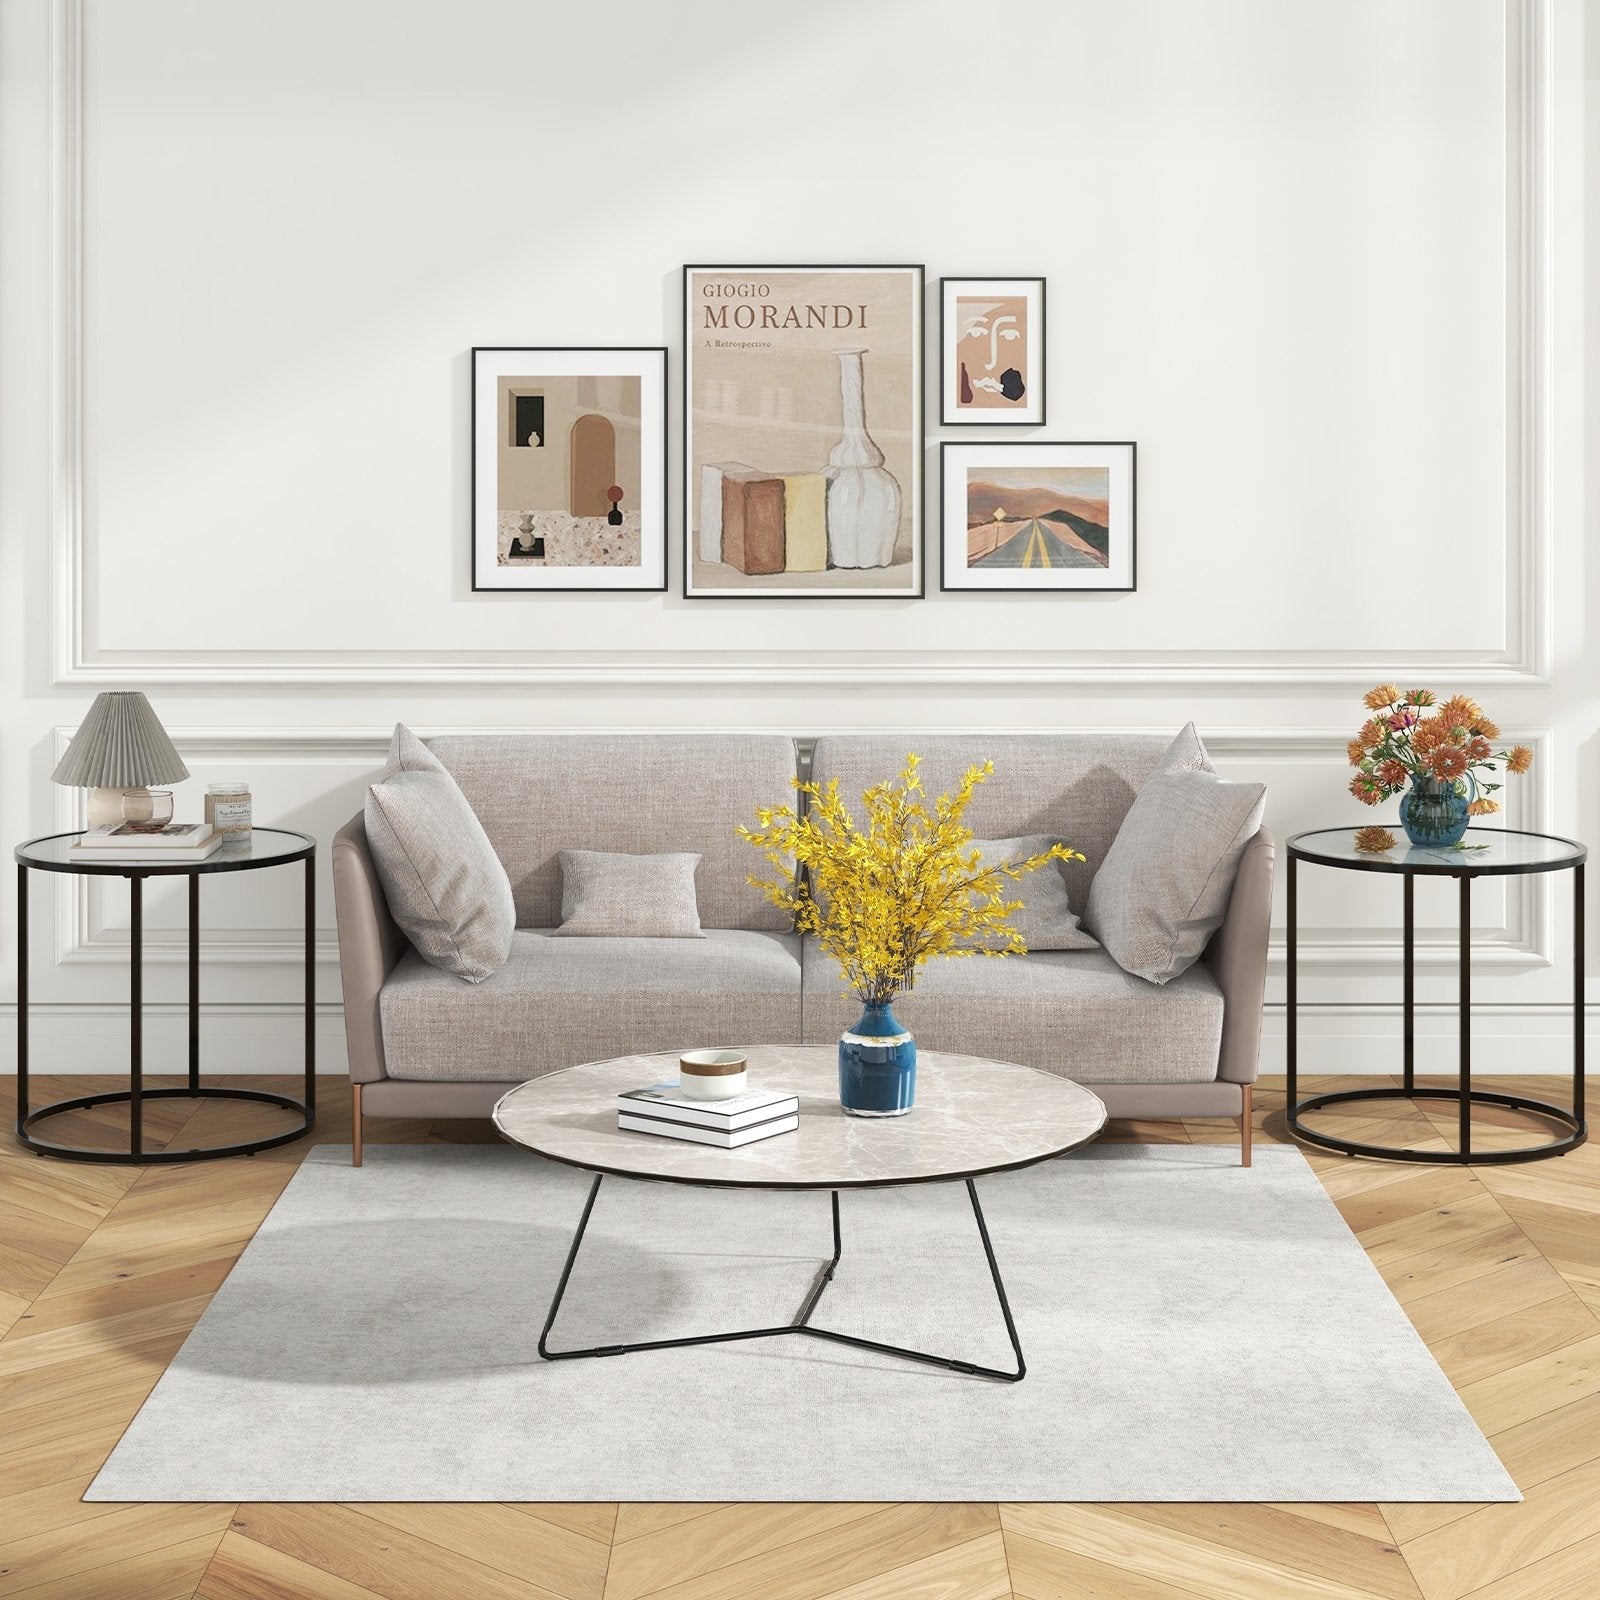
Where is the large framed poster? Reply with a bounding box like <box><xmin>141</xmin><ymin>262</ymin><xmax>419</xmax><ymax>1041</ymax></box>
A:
<box><xmin>683</xmin><ymin>265</ymin><xmax>924</xmax><ymax>598</ymax></box>
<box><xmin>471</xmin><ymin>346</ymin><xmax>668</xmax><ymax>592</ymax></box>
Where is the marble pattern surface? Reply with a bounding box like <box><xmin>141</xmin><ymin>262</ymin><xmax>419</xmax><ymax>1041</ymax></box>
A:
<box><xmin>497</xmin><ymin>509</ymin><xmax>641</xmax><ymax>568</ymax></box>
<box><xmin>492</xmin><ymin>1045</ymin><xmax>1106</xmax><ymax>1188</ymax></box>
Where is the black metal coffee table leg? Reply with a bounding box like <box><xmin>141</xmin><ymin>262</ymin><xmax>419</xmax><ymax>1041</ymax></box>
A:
<box><xmin>538</xmin><ymin>1176</ymin><xmax>1025</xmax><ymax>1382</ymax></box>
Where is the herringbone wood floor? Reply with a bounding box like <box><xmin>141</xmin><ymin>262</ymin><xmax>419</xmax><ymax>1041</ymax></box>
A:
<box><xmin>2</xmin><ymin>1073</ymin><xmax>1598</xmax><ymax>1600</ymax></box>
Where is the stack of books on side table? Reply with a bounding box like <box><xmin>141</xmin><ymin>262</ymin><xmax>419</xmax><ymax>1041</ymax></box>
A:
<box><xmin>617</xmin><ymin>1083</ymin><xmax>800</xmax><ymax>1148</ymax></box>
<box><xmin>71</xmin><ymin>823</ymin><xmax>223</xmax><ymax>862</ymax></box>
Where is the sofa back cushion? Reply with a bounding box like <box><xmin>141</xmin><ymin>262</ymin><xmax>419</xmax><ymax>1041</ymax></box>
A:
<box><xmin>808</xmin><ymin>733</ymin><xmax>1180</xmax><ymax>911</ymax></box>
<box><xmin>423</xmin><ymin>733</ymin><xmax>796</xmax><ymax>932</ymax></box>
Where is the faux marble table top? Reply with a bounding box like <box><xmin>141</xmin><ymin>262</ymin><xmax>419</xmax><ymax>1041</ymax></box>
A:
<box><xmin>492</xmin><ymin>1045</ymin><xmax>1107</xmax><ymax>1189</ymax></box>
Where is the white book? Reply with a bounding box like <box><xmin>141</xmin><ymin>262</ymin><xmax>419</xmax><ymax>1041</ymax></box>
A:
<box><xmin>77</xmin><ymin>823</ymin><xmax>216</xmax><ymax>849</ymax></box>
<box><xmin>616</xmin><ymin>1082</ymin><xmax>799</xmax><ymax>1130</ymax></box>
<box><xmin>71</xmin><ymin>830</ymin><xmax>224</xmax><ymax>863</ymax></box>
<box><xmin>617</xmin><ymin>1111</ymin><xmax>799</xmax><ymax>1149</ymax></box>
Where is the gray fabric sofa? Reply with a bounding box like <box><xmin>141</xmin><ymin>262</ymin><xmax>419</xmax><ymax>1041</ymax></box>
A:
<box><xmin>333</xmin><ymin>732</ymin><xmax>1274</xmax><ymax>1167</ymax></box>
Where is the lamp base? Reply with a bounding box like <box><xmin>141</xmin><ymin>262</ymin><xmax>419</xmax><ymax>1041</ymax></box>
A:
<box><xmin>87</xmin><ymin>786</ymin><xmax>152</xmax><ymax>828</ymax></box>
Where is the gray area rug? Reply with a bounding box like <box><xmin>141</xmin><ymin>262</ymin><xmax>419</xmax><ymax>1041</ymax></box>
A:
<box><xmin>88</xmin><ymin>1144</ymin><xmax>1518</xmax><ymax>1503</ymax></box>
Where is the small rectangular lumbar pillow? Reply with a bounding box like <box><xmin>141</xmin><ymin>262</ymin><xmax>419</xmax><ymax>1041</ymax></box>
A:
<box><xmin>555</xmin><ymin>849</ymin><xmax>705</xmax><ymax>938</ymax></box>
<box><xmin>364</xmin><ymin>724</ymin><xmax>516</xmax><ymax>983</ymax></box>
<box><xmin>1084</xmin><ymin>723</ymin><xmax>1266</xmax><ymax>984</ymax></box>
<box><xmin>964</xmin><ymin>835</ymin><xmax>1099</xmax><ymax>951</ymax></box>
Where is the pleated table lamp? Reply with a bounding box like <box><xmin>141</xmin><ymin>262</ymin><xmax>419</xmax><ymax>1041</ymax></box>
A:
<box><xmin>52</xmin><ymin>691</ymin><xmax>190</xmax><ymax>827</ymax></box>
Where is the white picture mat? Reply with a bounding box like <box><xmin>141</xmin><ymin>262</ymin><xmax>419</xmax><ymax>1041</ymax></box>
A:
<box><xmin>941</xmin><ymin>277</ymin><xmax>1046</xmax><ymax>425</ymax></box>
<box><xmin>472</xmin><ymin>347</ymin><xmax>666</xmax><ymax>591</ymax></box>
<box><xmin>942</xmin><ymin>442</ymin><xmax>1134</xmax><ymax>590</ymax></box>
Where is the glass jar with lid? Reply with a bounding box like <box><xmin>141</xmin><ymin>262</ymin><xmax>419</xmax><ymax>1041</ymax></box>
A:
<box><xmin>205</xmin><ymin>782</ymin><xmax>252</xmax><ymax>838</ymax></box>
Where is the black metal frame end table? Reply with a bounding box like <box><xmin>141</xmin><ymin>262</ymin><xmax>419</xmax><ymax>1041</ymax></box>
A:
<box><xmin>1286</xmin><ymin>826</ymin><xmax>1586</xmax><ymax>1165</ymax></box>
<box><xmin>15</xmin><ymin>827</ymin><xmax>318</xmax><ymax>1163</ymax></box>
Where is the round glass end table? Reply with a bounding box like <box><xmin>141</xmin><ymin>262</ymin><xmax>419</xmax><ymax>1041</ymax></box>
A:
<box><xmin>14</xmin><ymin>828</ymin><xmax>318</xmax><ymax>1163</ymax></box>
<box><xmin>1286</xmin><ymin>827</ymin><xmax>1586</xmax><ymax>1165</ymax></box>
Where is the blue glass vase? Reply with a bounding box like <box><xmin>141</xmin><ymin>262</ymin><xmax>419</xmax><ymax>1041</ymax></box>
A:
<box><xmin>1399</xmin><ymin>774</ymin><xmax>1472</xmax><ymax>847</ymax></box>
<box><xmin>838</xmin><ymin>1000</ymin><xmax>916</xmax><ymax>1117</ymax></box>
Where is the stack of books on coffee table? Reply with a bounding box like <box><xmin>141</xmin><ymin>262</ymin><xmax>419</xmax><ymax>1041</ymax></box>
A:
<box><xmin>616</xmin><ymin>1083</ymin><xmax>799</xmax><ymax>1148</ymax></box>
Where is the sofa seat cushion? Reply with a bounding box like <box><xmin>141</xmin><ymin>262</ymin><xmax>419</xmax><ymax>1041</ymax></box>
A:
<box><xmin>801</xmin><ymin>943</ymin><xmax>1223</xmax><ymax>1085</ymax></box>
<box><xmin>380</xmin><ymin>929</ymin><xmax>802</xmax><ymax>1083</ymax></box>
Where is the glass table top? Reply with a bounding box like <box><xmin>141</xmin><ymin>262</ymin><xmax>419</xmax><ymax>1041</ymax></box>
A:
<box><xmin>1288</xmin><ymin>827</ymin><xmax>1585</xmax><ymax>876</ymax></box>
<box><xmin>16</xmin><ymin>827</ymin><xmax>315</xmax><ymax>874</ymax></box>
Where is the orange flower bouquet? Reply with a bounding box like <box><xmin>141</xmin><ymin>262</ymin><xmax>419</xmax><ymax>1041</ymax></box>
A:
<box><xmin>1347</xmin><ymin>686</ymin><xmax>1532</xmax><ymax>847</ymax></box>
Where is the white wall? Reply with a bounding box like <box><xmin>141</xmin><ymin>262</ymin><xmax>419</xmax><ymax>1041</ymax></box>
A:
<box><xmin>0</xmin><ymin>0</ymin><xmax>1591</xmax><ymax>1076</ymax></box>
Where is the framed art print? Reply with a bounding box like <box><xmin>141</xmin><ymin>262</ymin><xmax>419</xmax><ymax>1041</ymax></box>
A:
<box><xmin>940</xmin><ymin>277</ymin><xmax>1046</xmax><ymax>425</ymax></box>
<box><xmin>940</xmin><ymin>441</ymin><xmax>1135</xmax><ymax>592</ymax></box>
<box><xmin>683</xmin><ymin>265</ymin><xmax>924</xmax><ymax>598</ymax></box>
<box><xmin>471</xmin><ymin>346</ymin><xmax>667</xmax><ymax>592</ymax></box>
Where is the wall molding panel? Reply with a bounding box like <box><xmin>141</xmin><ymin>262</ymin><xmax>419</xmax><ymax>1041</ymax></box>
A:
<box><xmin>48</xmin><ymin>727</ymin><xmax>372</xmax><ymax>968</ymax></box>
<box><xmin>13</xmin><ymin>0</ymin><xmax>1583</xmax><ymax>1091</ymax></box>
<box><xmin>42</xmin><ymin>724</ymin><xmax>1555</xmax><ymax>973</ymax></box>
<box><xmin>1233</xmin><ymin>727</ymin><xmax>1556</xmax><ymax>973</ymax></box>
<box><xmin>44</xmin><ymin>0</ymin><xmax>1553</xmax><ymax>689</ymax></box>
<box><xmin>1506</xmin><ymin>0</ymin><xmax>1554</xmax><ymax>687</ymax></box>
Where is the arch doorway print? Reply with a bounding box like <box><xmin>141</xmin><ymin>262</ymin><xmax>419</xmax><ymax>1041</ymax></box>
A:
<box><xmin>569</xmin><ymin>415</ymin><xmax>616</xmax><ymax>517</ymax></box>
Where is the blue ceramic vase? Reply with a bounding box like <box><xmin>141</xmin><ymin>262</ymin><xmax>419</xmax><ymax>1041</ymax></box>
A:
<box><xmin>1399</xmin><ymin>774</ymin><xmax>1473</xmax><ymax>847</ymax></box>
<box><xmin>838</xmin><ymin>1000</ymin><xmax>916</xmax><ymax>1117</ymax></box>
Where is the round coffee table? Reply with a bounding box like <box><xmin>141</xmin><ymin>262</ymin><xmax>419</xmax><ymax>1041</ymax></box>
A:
<box><xmin>494</xmin><ymin>1045</ymin><xmax>1105</xmax><ymax>1383</ymax></box>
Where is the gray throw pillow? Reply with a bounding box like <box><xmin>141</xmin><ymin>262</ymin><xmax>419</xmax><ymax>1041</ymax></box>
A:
<box><xmin>964</xmin><ymin>835</ymin><xmax>1099</xmax><ymax>951</ymax></box>
<box><xmin>364</xmin><ymin>724</ymin><xmax>515</xmax><ymax>983</ymax></box>
<box><xmin>383</xmin><ymin>722</ymin><xmax>448</xmax><ymax>779</ymax></box>
<box><xmin>1084</xmin><ymin>725</ymin><xmax>1266</xmax><ymax>984</ymax></box>
<box><xmin>1157</xmin><ymin>720</ymin><xmax>1212</xmax><ymax>775</ymax></box>
<box><xmin>554</xmin><ymin>850</ymin><xmax>705</xmax><ymax>938</ymax></box>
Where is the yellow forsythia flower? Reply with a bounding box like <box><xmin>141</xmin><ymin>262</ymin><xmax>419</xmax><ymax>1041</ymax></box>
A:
<box><xmin>737</xmin><ymin>754</ymin><xmax>1083</xmax><ymax>1006</ymax></box>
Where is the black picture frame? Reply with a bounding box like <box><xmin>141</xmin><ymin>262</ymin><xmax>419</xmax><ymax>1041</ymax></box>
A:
<box><xmin>938</xmin><ymin>440</ymin><xmax>1136</xmax><ymax>594</ymax></box>
<box><xmin>470</xmin><ymin>345</ymin><xmax>669</xmax><ymax>594</ymax></box>
<box><xmin>939</xmin><ymin>276</ymin><xmax>1047</xmax><ymax>427</ymax></box>
<box><xmin>681</xmin><ymin>264</ymin><xmax>926</xmax><ymax>600</ymax></box>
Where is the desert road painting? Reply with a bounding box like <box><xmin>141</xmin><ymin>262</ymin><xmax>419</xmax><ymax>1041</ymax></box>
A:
<box><xmin>941</xmin><ymin>443</ymin><xmax>1135</xmax><ymax>591</ymax></box>
<box><xmin>965</xmin><ymin>468</ymin><xmax>1110</xmax><ymax>570</ymax></box>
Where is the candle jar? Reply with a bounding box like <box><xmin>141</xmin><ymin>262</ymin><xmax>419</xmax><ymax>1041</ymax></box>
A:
<box><xmin>121</xmin><ymin>789</ymin><xmax>174</xmax><ymax>831</ymax></box>
<box><xmin>205</xmin><ymin>782</ymin><xmax>252</xmax><ymax>839</ymax></box>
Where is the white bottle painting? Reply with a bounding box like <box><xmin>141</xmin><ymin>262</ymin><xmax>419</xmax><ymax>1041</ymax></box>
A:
<box><xmin>696</xmin><ymin>343</ymin><xmax>905</xmax><ymax>579</ymax></box>
<box><xmin>824</xmin><ymin>347</ymin><xmax>900</xmax><ymax>569</ymax></box>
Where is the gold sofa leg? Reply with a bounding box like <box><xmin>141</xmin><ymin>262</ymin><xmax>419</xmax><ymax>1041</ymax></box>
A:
<box><xmin>1239</xmin><ymin>1083</ymin><xmax>1253</xmax><ymax>1168</ymax></box>
<box><xmin>352</xmin><ymin>1082</ymin><xmax>363</xmax><ymax>1168</ymax></box>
